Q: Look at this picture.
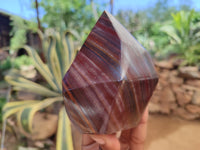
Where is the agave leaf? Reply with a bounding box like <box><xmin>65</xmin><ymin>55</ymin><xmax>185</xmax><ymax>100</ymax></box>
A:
<box><xmin>36</xmin><ymin>29</ymin><xmax>44</xmax><ymax>43</ymax></box>
<box><xmin>47</xmin><ymin>36</ymin><xmax>62</xmax><ymax>92</ymax></box>
<box><xmin>23</xmin><ymin>45</ymin><xmax>58</xmax><ymax>91</ymax></box>
<box><xmin>62</xmin><ymin>32</ymin><xmax>76</xmax><ymax>75</ymax></box>
<box><xmin>62</xmin><ymin>33</ymin><xmax>70</xmax><ymax>75</ymax></box>
<box><xmin>55</xmin><ymin>32</ymin><xmax>67</xmax><ymax>79</ymax></box>
<box><xmin>56</xmin><ymin>107</ymin><xmax>74</xmax><ymax>150</ymax></box>
<box><xmin>5</xmin><ymin>69</ymin><xmax>60</xmax><ymax>97</ymax></box>
<box><xmin>17</xmin><ymin>96</ymin><xmax>63</xmax><ymax>133</ymax></box>
<box><xmin>66</xmin><ymin>29</ymin><xmax>81</xmax><ymax>41</ymax></box>
<box><xmin>2</xmin><ymin>100</ymin><xmax>38</xmax><ymax>121</ymax></box>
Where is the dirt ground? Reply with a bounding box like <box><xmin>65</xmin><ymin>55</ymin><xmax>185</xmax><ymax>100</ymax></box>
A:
<box><xmin>1</xmin><ymin>114</ymin><xmax>200</xmax><ymax>150</ymax></box>
<box><xmin>145</xmin><ymin>114</ymin><xmax>200</xmax><ymax>150</ymax></box>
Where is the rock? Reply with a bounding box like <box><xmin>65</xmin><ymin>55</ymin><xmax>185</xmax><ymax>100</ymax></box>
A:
<box><xmin>171</xmin><ymin>57</ymin><xmax>184</xmax><ymax>67</ymax></box>
<box><xmin>160</xmin><ymin>87</ymin><xmax>176</xmax><ymax>102</ymax></box>
<box><xmin>156</xmin><ymin>82</ymin><xmax>163</xmax><ymax>90</ymax></box>
<box><xmin>170</xmin><ymin>70</ymin><xmax>179</xmax><ymax>76</ymax></box>
<box><xmin>178</xmin><ymin>66</ymin><xmax>200</xmax><ymax>79</ymax></box>
<box><xmin>20</xmin><ymin>113</ymin><xmax>58</xmax><ymax>140</ymax></box>
<box><xmin>169</xmin><ymin>76</ymin><xmax>183</xmax><ymax>85</ymax></box>
<box><xmin>192</xmin><ymin>91</ymin><xmax>200</xmax><ymax>105</ymax></box>
<box><xmin>185</xmin><ymin>104</ymin><xmax>200</xmax><ymax>114</ymax></box>
<box><xmin>155</xmin><ymin>61</ymin><xmax>174</xmax><ymax>69</ymax></box>
<box><xmin>18</xmin><ymin>146</ymin><xmax>38</xmax><ymax>150</ymax></box>
<box><xmin>170</xmin><ymin>103</ymin><xmax>178</xmax><ymax>111</ymax></box>
<box><xmin>160</xmin><ymin>102</ymin><xmax>171</xmax><ymax>114</ymax></box>
<box><xmin>158</xmin><ymin>78</ymin><xmax>169</xmax><ymax>87</ymax></box>
<box><xmin>34</xmin><ymin>140</ymin><xmax>55</xmax><ymax>150</ymax></box>
<box><xmin>150</xmin><ymin>90</ymin><xmax>160</xmax><ymax>103</ymax></box>
<box><xmin>182</xmin><ymin>84</ymin><xmax>200</xmax><ymax>92</ymax></box>
<box><xmin>173</xmin><ymin>107</ymin><xmax>199</xmax><ymax>120</ymax></box>
<box><xmin>20</xmin><ymin>65</ymin><xmax>37</xmax><ymax>79</ymax></box>
<box><xmin>149</xmin><ymin>102</ymin><xmax>161</xmax><ymax>113</ymax></box>
<box><xmin>176</xmin><ymin>90</ymin><xmax>193</xmax><ymax>106</ymax></box>
<box><xmin>185</xmin><ymin>80</ymin><xmax>200</xmax><ymax>88</ymax></box>
<box><xmin>171</xmin><ymin>84</ymin><xmax>182</xmax><ymax>93</ymax></box>
<box><xmin>43</xmin><ymin>139</ymin><xmax>54</xmax><ymax>146</ymax></box>
<box><xmin>34</xmin><ymin>141</ymin><xmax>44</xmax><ymax>148</ymax></box>
<box><xmin>159</xmin><ymin>70</ymin><xmax>169</xmax><ymax>79</ymax></box>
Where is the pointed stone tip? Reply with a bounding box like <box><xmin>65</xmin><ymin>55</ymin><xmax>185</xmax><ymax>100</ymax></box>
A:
<box><xmin>103</xmin><ymin>10</ymin><xmax>111</xmax><ymax>16</ymax></box>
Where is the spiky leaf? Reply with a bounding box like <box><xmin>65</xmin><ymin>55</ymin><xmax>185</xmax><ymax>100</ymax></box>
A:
<box><xmin>56</xmin><ymin>107</ymin><xmax>74</xmax><ymax>150</ymax></box>
<box><xmin>17</xmin><ymin>96</ymin><xmax>63</xmax><ymax>133</ymax></box>
<box><xmin>5</xmin><ymin>69</ymin><xmax>60</xmax><ymax>97</ymax></box>
<box><xmin>3</xmin><ymin>100</ymin><xmax>38</xmax><ymax>121</ymax></box>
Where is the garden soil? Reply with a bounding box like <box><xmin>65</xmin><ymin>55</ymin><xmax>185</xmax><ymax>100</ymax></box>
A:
<box><xmin>145</xmin><ymin>114</ymin><xmax>200</xmax><ymax>150</ymax></box>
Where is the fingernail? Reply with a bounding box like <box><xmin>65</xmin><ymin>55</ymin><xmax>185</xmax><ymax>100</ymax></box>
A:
<box><xmin>90</xmin><ymin>135</ymin><xmax>105</xmax><ymax>145</ymax></box>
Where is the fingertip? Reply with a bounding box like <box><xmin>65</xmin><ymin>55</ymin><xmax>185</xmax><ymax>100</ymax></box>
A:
<box><xmin>82</xmin><ymin>134</ymin><xmax>94</xmax><ymax>146</ymax></box>
<box><xmin>90</xmin><ymin>134</ymin><xmax>120</xmax><ymax>150</ymax></box>
<box><xmin>82</xmin><ymin>134</ymin><xmax>100</xmax><ymax>150</ymax></box>
<box><xmin>90</xmin><ymin>135</ymin><xmax>106</xmax><ymax>145</ymax></box>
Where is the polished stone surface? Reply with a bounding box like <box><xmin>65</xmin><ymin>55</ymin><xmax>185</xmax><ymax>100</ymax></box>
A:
<box><xmin>63</xmin><ymin>11</ymin><xmax>158</xmax><ymax>134</ymax></box>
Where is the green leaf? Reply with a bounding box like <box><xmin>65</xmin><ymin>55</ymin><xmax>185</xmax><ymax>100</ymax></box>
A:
<box><xmin>5</xmin><ymin>69</ymin><xmax>60</xmax><ymax>97</ymax></box>
<box><xmin>2</xmin><ymin>100</ymin><xmax>38</xmax><ymax>121</ymax></box>
<box><xmin>47</xmin><ymin>35</ymin><xmax>62</xmax><ymax>92</ymax></box>
<box><xmin>10</xmin><ymin>29</ymin><xmax>27</xmax><ymax>51</ymax></box>
<box><xmin>17</xmin><ymin>96</ymin><xmax>63</xmax><ymax>133</ymax></box>
<box><xmin>56</xmin><ymin>107</ymin><xmax>74</xmax><ymax>150</ymax></box>
<box><xmin>160</xmin><ymin>25</ymin><xmax>182</xmax><ymax>44</ymax></box>
<box><xmin>62</xmin><ymin>32</ymin><xmax>76</xmax><ymax>76</ymax></box>
<box><xmin>23</xmin><ymin>45</ymin><xmax>59</xmax><ymax>91</ymax></box>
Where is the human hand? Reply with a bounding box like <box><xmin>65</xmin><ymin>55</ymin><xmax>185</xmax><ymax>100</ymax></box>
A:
<box><xmin>81</xmin><ymin>108</ymin><xmax>148</xmax><ymax>150</ymax></box>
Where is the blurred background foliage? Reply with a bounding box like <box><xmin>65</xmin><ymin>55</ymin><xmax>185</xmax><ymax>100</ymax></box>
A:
<box><xmin>3</xmin><ymin>29</ymin><xmax>77</xmax><ymax>150</ymax></box>
<box><xmin>8</xmin><ymin>0</ymin><xmax>200</xmax><ymax>66</ymax></box>
<box><xmin>1</xmin><ymin>0</ymin><xmax>200</xmax><ymax>149</ymax></box>
<box><xmin>115</xmin><ymin>0</ymin><xmax>200</xmax><ymax>65</ymax></box>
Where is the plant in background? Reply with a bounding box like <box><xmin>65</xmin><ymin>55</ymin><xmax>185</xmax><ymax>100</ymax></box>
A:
<box><xmin>0</xmin><ymin>55</ymin><xmax>34</xmax><ymax>71</ymax></box>
<box><xmin>9</xmin><ymin>16</ymin><xmax>38</xmax><ymax>51</ymax></box>
<box><xmin>0</xmin><ymin>57</ymin><xmax>12</xmax><ymax>71</ymax></box>
<box><xmin>39</xmin><ymin>0</ymin><xmax>102</xmax><ymax>41</ymax></box>
<box><xmin>3</xmin><ymin>29</ymin><xmax>79</xmax><ymax>150</ymax></box>
<box><xmin>160</xmin><ymin>10</ymin><xmax>200</xmax><ymax>65</ymax></box>
<box><xmin>115</xmin><ymin>1</ymin><xmax>197</xmax><ymax>59</ymax></box>
<box><xmin>115</xmin><ymin>10</ymin><xmax>157</xmax><ymax>52</ymax></box>
<box><xmin>0</xmin><ymin>97</ymin><xmax>6</xmax><ymax>122</ymax></box>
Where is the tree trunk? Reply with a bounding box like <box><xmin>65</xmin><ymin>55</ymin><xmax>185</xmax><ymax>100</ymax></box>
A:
<box><xmin>35</xmin><ymin>0</ymin><xmax>45</xmax><ymax>62</ymax></box>
<box><xmin>35</xmin><ymin>0</ymin><xmax>42</xmax><ymax>31</ymax></box>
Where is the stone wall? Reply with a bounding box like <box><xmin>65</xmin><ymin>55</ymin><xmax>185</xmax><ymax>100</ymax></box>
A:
<box><xmin>149</xmin><ymin>60</ymin><xmax>200</xmax><ymax>120</ymax></box>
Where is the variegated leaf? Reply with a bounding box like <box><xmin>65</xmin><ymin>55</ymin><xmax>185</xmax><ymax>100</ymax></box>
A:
<box><xmin>56</xmin><ymin>107</ymin><xmax>74</xmax><ymax>150</ymax></box>
<box><xmin>5</xmin><ymin>69</ymin><xmax>60</xmax><ymax>97</ymax></box>
<box><xmin>17</xmin><ymin>96</ymin><xmax>63</xmax><ymax>133</ymax></box>
<box><xmin>23</xmin><ymin>45</ymin><xmax>58</xmax><ymax>91</ymax></box>
<box><xmin>47</xmin><ymin>36</ymin><xmax>62</xmax><ymax>92</ymax></box>
<box><xmin>3</xmin><ymin>100</ymin><xmax>38</xmax><ymax>121</ymax></box>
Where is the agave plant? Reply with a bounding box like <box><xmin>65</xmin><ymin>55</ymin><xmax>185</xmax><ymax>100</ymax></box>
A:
<box><xmin>3</xmin><ymin>29</ymin><xmax>79</xmax><ymax>150</ymax></box>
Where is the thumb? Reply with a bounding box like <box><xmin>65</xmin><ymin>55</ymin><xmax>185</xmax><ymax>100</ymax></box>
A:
<box><xmin>90</xmin><ymin>134</ymin><xmax>120</xmax><ymax>150</ymax></box>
